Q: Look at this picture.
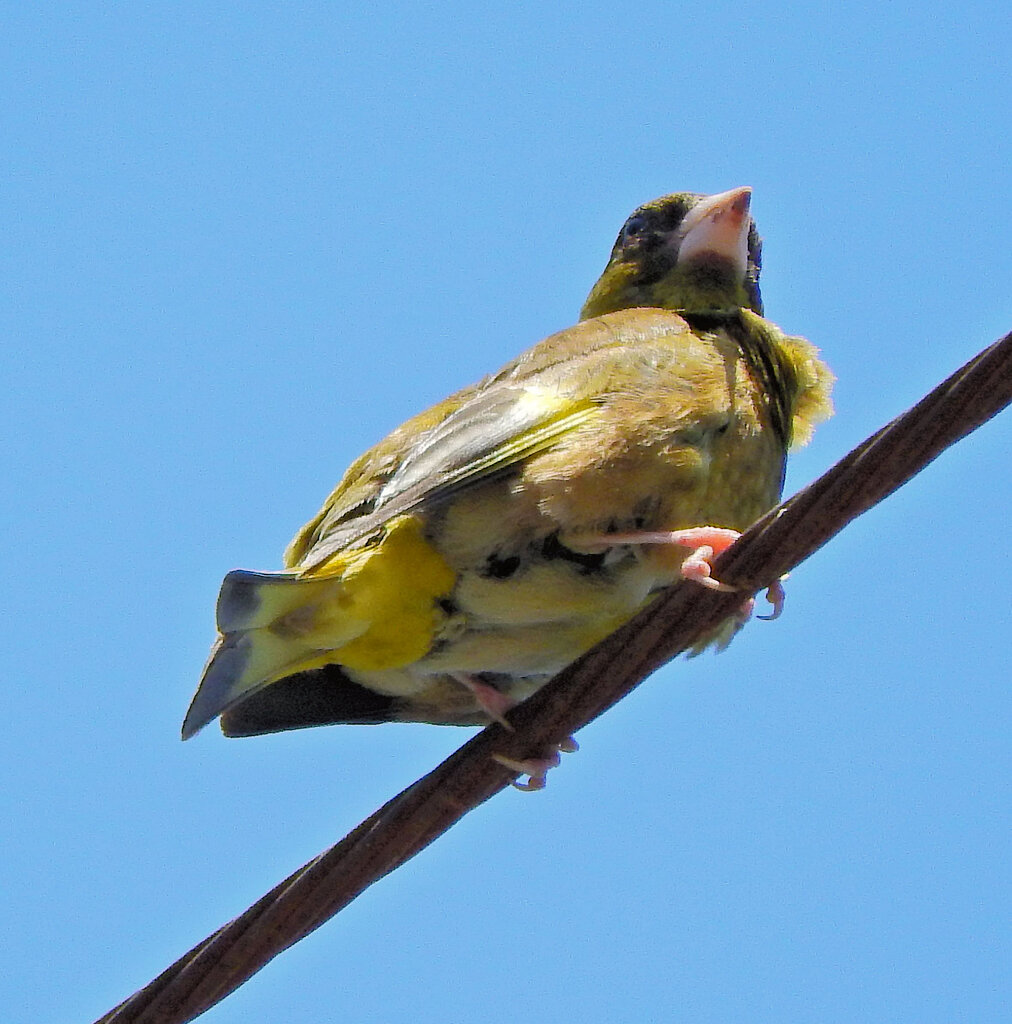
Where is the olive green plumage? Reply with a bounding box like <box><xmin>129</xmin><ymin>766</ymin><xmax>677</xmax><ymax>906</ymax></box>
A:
<box><xmin>183</xmin><ymin>188</ymin><xmax>833</xmax><ymax>740</ymax></box>
<box><xmin>581</xmin><ymin>191</ymin><xmax>764</xmax><ymax>318</ymax></box>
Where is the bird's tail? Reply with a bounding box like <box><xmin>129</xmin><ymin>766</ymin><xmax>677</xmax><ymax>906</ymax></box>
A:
<box><xmin>181</xmin><ymin>515</ymin><xmax>459</xmax><ymax>739</ymax></box>
<box><xmin>181</xmin><ymin>570</ymin><xmax>364</xmax><ymax>740</ymax></box>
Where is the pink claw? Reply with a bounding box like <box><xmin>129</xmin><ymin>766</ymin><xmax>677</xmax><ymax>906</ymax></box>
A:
<box><xmin>757</xmin><ymin>578</ymin><xmax>786</xmax><ymax>621</ymax></box>
<box><xmin>492</xmin><ymin>737</ymin><xmax>579</xmax><ymax>792</ymax></box>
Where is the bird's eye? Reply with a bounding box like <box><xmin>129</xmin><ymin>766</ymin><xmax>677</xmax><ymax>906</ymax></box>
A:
<box><xmin>622</xmin><ymin>215</ymin><xmax>646</xmax><ymax>240</ymax></box>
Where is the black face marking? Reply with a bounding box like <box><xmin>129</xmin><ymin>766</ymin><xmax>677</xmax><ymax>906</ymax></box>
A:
<box><xmin>629</xmin><ymin>248</ymin><xmax>677</xmax><ymax>288</ymax></box>
<box><xmin>614</xmin><ymin>202</ymin><xmax>680</xmax><ymax>254</ymax></box>
<box><xmin>621</xmin><ymin>214</ymin><xmax>647</xmax><ymax>239</ymax></box>
<box><xmin>609</xmin><ymin>197</ymin><xmax>699</xmax><ymax>288</ymax></box>
<box><xmin>682</xmin><ymin>254</ymin><xmax>741</xmax><ymax>293</ymax></box>
<box><xmin>540</xmin><ymin>533</ymin><xmax>609</xmax><ymax>574</ymax></box>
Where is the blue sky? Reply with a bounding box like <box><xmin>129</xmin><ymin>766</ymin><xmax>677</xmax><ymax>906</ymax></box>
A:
<box><xmin>3</xmin><ymin>4</ymin><xmax>1010</xmax><ymax>1022</ymax></box>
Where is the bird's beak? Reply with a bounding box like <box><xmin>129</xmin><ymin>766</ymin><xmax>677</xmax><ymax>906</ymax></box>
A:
<box><xmin>676</xmin><ymin>186</ymin><xmax>752</xmax><ymax>274</ymax></box>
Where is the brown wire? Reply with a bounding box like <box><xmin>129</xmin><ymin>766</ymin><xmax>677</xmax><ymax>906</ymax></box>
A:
<box><xmin>95</xmin><ymin>329</ymin><xmax>1012</xmax><ymax>1024</ymax></box>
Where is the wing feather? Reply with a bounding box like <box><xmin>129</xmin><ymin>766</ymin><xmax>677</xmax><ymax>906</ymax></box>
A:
<box><xmin>287</xmin><ymin>310</ymin><xmax>698</xmax><ymax>571</ymax></box>
<box><xmin>298</xmin><ymin>389</ymin><xmax>598</xmax><ymax>570</ymax></box>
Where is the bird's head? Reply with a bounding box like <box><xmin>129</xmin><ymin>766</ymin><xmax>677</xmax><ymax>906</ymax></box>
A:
<box><xmin>580</xmin><ymin>187</ymin><xmax>763</xmax><ymax>319</ymax></box>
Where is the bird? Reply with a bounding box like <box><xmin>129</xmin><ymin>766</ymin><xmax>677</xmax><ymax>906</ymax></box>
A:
<box><xmin>182</xmin><ymin>186</ymin><xmax>834</xmax><ymax>786</ymax></box>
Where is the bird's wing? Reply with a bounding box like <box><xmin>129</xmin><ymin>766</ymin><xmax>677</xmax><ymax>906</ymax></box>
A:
<box><xmin>288</xmin><ymin>312</ymin><xmax>676</xmax><ymax>570</ymax></box>
<box><xmin>289</xmin><ymin>310</ymin><xmax>710</xmax><ymax>573</ymax></box>
<box><xmin>296</xmin><ymin>381</ymin><xmax>599</xmax><ymax>571</ymax></box>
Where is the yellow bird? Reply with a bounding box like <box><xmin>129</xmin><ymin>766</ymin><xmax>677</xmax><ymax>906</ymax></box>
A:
<box><xmin>183</xmin><ymin>187</ymin><xmax>833</xmax><ymax>752</ymax></box>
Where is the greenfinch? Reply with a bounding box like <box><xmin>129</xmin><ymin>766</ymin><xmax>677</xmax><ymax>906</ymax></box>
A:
<box><xmin>183</xmin><ymin>187</ymin><xmax>833</xmax><ymax>743</ymax></box>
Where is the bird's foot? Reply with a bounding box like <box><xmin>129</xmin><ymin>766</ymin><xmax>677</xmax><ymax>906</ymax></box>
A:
<box><xmin>453</xmin><ymin>674</ymin><xmax>516</xmax><ymax>729</ymax></box>
<box><xmin>664</xmin><ymin>527</ymin><xmax>742</xmax><ymax>590</ymax></box>
<box><xmin>756</xmin><ymin>576</ymin><xmax>787</xmax><ymax>621</ymax></box>
<box><xmin>733</xmin><ymin>576</ymin><xmax>786</xmax><ymax>624</ymax></box>
<box><xmin>576</xmin><ymin>526</ymin><xmax>741</xmax><ymax>590</ymax></box>
<box><xmin>492</xmin><ymin>736</ymin><xmax>579</xmax><ymax>792</ymax></box>
<box><xmin>575</xmin><ymin>527</ymin><xmax>787</xmax><ymax>618</ymax></box>
<box><xmin>455</xmin><ymin>674</ymin><xmax>580</xmax><ymax>789</ymax></box>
